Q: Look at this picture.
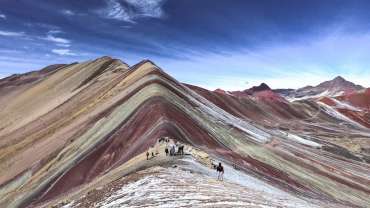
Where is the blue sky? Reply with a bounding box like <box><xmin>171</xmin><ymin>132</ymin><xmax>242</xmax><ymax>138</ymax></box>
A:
<box><xmin>0</xmin><ymin>0</ymin><xmax>369</xmax><ymax>90</ymax></box>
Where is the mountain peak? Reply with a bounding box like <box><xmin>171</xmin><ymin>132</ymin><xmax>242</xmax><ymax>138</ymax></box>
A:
<box><xmin>91</xmin><ymin>56</ymin><xmax>129</xmax><ymax>70</ymax></box>
<box><xmin>245</xmin><ymin>83</ymin><xmax>271</xmax><ymax>94</ymax></box>
<box><xmin>94</xmin><ymin>56</ymin><xmax>113</xmax><ymax>62</ymax></box>
<box><xmin>330</xmin><ymin>75</ymin><xmax>350</xmax><ymax>85</ymax></box>
<box><xmin>214</xmin><ymin>88</ymin><xmax>227</xmax><ymax>94</ymax></box>
<box><xmin>257</xmin><ymin>83</ymin><xmax>271</xmax><ymax>90</ymax></box>
<box><xmin>333</xmin><ymin>75</ymin><xmax>346</xmax><ymax>82</ymax></box>
<box><xmin>317</xmin><ymin>75</ymin><xmax>363</xmax><ymax>90</ymax></box>
<box><xmin>130</xmin><ymin>59</ymin><xmax>160</xmax><ymax>71</ymax></box>
<box><xmin>279</xmin><ymin>75</ymin><xmax>364</xmax><ymax>101</ymax></box>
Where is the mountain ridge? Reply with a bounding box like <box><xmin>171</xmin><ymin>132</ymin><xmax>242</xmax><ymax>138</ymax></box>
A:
<box><xmin>0</xmin><ymin>57</ymin><xmax>370</xmax><ymax>208</ymax></box>
<box><xmin>275</xmin><ymin>76</ymin><xmax>365</xmax><ymax>101</ymax></box>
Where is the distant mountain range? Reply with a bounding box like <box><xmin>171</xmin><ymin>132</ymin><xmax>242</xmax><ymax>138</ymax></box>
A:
<box><xmin>274</xmin><ymin>76</ymin><xmax>364</xmax><ymax>101</ymax></box>
<box><xmin>213</xmin><ymin>75</ymin><xmax>366</xmax><ymax>104</ymax></box>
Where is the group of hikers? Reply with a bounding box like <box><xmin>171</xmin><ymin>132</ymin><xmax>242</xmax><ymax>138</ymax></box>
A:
<box><xmin>165</xmin><ymin>142</ymin><xmax>184</xmax><ymax>156</ymax></box>
<box><xmin>146</xmin><ymin>136</ymin><xmax>225</xmax><ymax>181</ymax></box>
<box><xmin>146</xmin><ymin>137</ymin><xmax>185</xmax><ymax>160</ymax></box>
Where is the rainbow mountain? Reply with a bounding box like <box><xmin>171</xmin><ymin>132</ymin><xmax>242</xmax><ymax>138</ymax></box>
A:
<box><xmin>0</xmin><ymin>57</ymin><xmax>369</xmax><ymax>208</ymax></box>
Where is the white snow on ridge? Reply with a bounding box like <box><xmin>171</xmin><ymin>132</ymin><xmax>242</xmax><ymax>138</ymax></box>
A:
<box><xmin>287</xmin><ymin>90</ymin><xmax>345</xmax><ymax>102</ymax></box>
<box><xmin>318</xmin><ymin>102</ymin><xmax>365</xmax><ymax>128</ymax></box>
<box><xmin>331</xmin><ymin>98</ymin><xmax>362</xmax><ymax>111</ymax></box>
<box><xmin>180</xmin><ymin>158</ymin><xmax>318</xmax><ymax>207</ymax></box>
<box><xmin>276</xmin><ymin>130</ymin><xmax>321</xmax><ymax>148</ymax></box>
<box><xmin>94</xmin><ymin>158</ymin><xmax>318</xmax><ymax>208</ymax></box>
<box><xmin>287</xmin><ymin>90</ymin><xmax>330</xmax><ymax>102</ymax></box>
<box><xmin>181</xmin><ymin>158</ymin><xmax>291</xmax><ymax>196</ymax></box>
<box><xmin>184</xmin><ymin>85</ymin><xmax>271</xmax><ymax>143</ymax></box>
<box><xmin>286</xmin><ymin>132</ymin><xmax>321</xmax><ymax>148</ymax></box>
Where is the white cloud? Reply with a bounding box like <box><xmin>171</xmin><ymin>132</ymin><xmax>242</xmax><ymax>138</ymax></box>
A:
<box><xmin>25</xmin><ymin>23</ymin><xmax>60</xmax><ymax>30</ymax></box>
<box><xmin>156</xmin><ymin>30</ymin><xmax>370</xmax><ymax>90</ymax></box>
<box><xmin>102</xmin><ymin>0</ymin><xmax>133</xmax><ymax>22</ymax></box>
<box><xmin>0</xmin><ymin>14</ymin><xmax>6</xmax><ymax>20</ymax></box>
<box><xmin>126</xmin><ymin>0</ymin><xmax>165</xmax><ymax>18</ymax></box>
<box><xmin>48</xmin><ymin>30</ymin><xmax>62</xmax><ymax>34</ymax></box>
<box><xmin>42</xmin><ymin>34</ymin><xmax>70</xmax><ymax>44</ymax></box>
<box><xmin>0</xmin><ymin>53</ymin><xmax>91</xmax><ymax>78</ymax></box>
<box><xmin>41</xmin><ymin>31</ymin><xmax>72</xmax><ymax>47</ymax></box>
<box><xmin>0</xmin><ymin>30</ymin><xmax>24</xmax><ymax>37</ymax></box>
<box><xmin>0</xmin><ymin>55</ymin><xmax>57</xmax><ymax>76</ymax></box>
<box><xmin>100</xmin><ymin>0</ymin><xmax>166</xmax><ymax>23</ymax></box>
<box><xmin>0</xmin><ymin>49</ymin><xmax>21</xmax><ymax>54</ymax></box>
<box><xmin>56</xmin><ymin>43</ymin><xmax>71</xmax><ymax>47</ymax></box>
<box><xmin>120</xmin><ymin>25</ymin><xmax>132</xmax><ymax>29</ymax></box>
<box><xmin>62</xmin><ymin>10</ymin><xmax>75</xmax><ymax>16</ymax></box>
<box><xmin>51</xmin><ymin>49</ymin><xmax>76</xmax><ymax>56</ymax></box>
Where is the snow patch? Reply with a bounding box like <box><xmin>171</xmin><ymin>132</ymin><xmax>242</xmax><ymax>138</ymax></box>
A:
<box><xmin>184</xmin><ymin>85</ymin><xmax>272</xmax><ymax>143</ymax></box>
<box><xmin>287</xmin><ymin>90</ymin><xmax>345</xmax><ymax>102</ymax></box>
<box><xmin>331</xmin><ymin>99</ymin><xmax>362</xmax><ymax>111</ymax></box>
<box><xmin>318</xmin><ymin>102</ymin><xmax>365</xmax><ymax>128</ymax></box>
<box><xmin>286</xmin><ymin>132</ymin><xmax>321</xmax><ymax>148</ymax></box>
<box><xmin>94</xmin><ymin>158</ymin><xmax>317</xmax><ymax>208</ymax></box>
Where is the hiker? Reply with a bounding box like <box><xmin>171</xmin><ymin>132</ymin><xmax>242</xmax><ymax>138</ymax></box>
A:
<box><xmin>170</xmin><ymin>145</ymin><xmax>175</xmax><ymax>156</ymax></box>
<box><xmin>165</xmin><ymin>147</ymin><xmax>169</xmax><ymax>156</ymax></box>
<box><xmin>146</xmin><ymin>152</ymin><xmax>149</xmax><ymax>160</ymax></box>
<box><xmin>177</xmin><ymin>146</ymin><xmax>181</xmax><ymax>155</ymax></box>
<box><xmin>178</xmin><ymin>145</ymin><xmax>184</xmax><ymax>155</ymax></box>
<box><xmin>217</xmin><ymin>162</ymin><xmax>224</xmax><ymax>181</ymax></box>
<box><xmin>151</xmin><ymin>152</ymin><xmax>155</xmax><ymax>158</ymax></box>
<box><xmin>159</xmin><ymin>137</ymin><xmax>165</xmax><ymax>143</ymax></box>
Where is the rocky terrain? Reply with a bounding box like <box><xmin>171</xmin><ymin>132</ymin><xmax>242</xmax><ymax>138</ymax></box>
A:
<box><xmin>275</xmin><ymin>76</ymin><xmax>364</xmax><ymax>101</ymax></box>
<box><xmin>0</xmin><ymin>57</ymin><xmax>369</xmax><ymax>208</ymax></box>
